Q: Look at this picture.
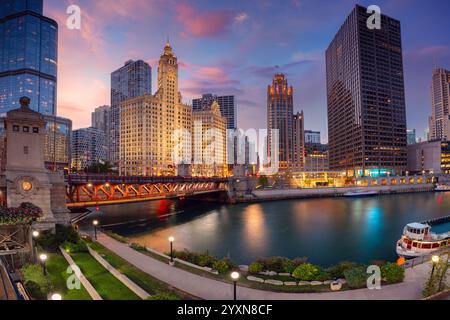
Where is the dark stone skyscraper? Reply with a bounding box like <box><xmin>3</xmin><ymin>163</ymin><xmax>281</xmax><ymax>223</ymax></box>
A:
<box><xmin>326</xmin><ymin>5</ymin><xmax>407</xmax><ymax>177</ymax></box>
<box><xmin>0</xmin><ymin>0</ymin><xmax>58</xmax><ymax>115</ymax></box>
<box><xmin>193</xmin><ymin>94</ymin><xmax>237</xmax><ymax>130</ymax></box>
<box><xmin>267</xmin><ymin>74</ymin><xmax>294</xmax><ymax>171</ymax></box>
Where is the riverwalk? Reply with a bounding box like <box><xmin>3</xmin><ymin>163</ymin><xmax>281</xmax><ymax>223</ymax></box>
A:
<box><xmin>93</xmin><ymin>231</ymin><xmax>448</xmax><ymax>300</ymax></box>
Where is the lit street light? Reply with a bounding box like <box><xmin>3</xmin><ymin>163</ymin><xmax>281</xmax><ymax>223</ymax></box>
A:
<box><xmin>93</xmin><ymin>220</ymin><xmax>99</xmax><ymax>240</ymax></box>
<box><xmin>169</xmin><ymin>236</ymin><xmax>175</xmax><ymax>265</ymax></box>
<box><xmin>431</xmin><ymin>255</ymin><xmax>440</xmax><ymax>278</ymax></box>
<box><xmin>40</xmin><ymin>254</ymin><xmax>48</xmax><ymax>276</ymax></box>
<box><xmin>231</xmin><ymin>272</ymin><xmax>240</xmax><ymax>300</ymax></box>
<box><xmin>32</xmin><ymin>230</ymin><xmax>39</xmax><ymax>238</ymax></box>
<box><xmin>32</xmin><ymin>230</ymin><xmax>39</xmax><ymax>262</ymax></box>
<box><xmin>51</xmin><ymin>293</ymin><xmax>62</xmax><ymax>301</ymax></box>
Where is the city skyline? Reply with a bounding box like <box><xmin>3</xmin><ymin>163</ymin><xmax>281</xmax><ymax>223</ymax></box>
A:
<box><xmin>44</xmin><ymin>0</ymin><xmax>450</xmax><ymax>143</ymax></box>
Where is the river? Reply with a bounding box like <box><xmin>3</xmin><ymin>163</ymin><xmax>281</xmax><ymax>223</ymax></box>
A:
<box><xmin>84</xmin><ymin>192</ymin><xmax>450</xmax><ymax>267</ymax></box>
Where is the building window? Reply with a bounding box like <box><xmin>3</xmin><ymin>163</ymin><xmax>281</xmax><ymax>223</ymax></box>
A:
<box><xmin>23</xmin><ymin>126</ymin><xmax>30</xmax><ymax>133</ymax></box>
<box><xmin>33</xmin><ymin>127</ymin><xmax>39</xmax><ymax>133</ymax></box>
<box><xmin>24</xmin><ymin>146</ymin><xmax>29</xmax><ymax>155</ymax></box>
<box><xmin>13</xmin><ymin>125</ymin><xmax>19</xmax><ymax>132</ymax></box>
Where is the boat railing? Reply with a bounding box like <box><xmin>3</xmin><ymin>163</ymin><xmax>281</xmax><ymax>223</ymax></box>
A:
<box><xmin>403</xmin><ymin>247</ymin><xmax>450</xmax><ymax>269</ymax></box>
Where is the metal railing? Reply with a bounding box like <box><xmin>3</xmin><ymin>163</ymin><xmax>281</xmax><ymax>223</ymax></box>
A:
<box><xmin>403</xmin><ymin>248</ymin><xmax>450</xmax><ymax>269</ymax></box>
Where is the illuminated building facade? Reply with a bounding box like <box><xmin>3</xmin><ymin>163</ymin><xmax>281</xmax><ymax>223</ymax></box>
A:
<box><xmin>407</xmin><ymin>140</ymin><xmax>450</xmax><ymax>175</ymax></box>
<box><xmin>0</xmin><ymin>0</ymin><xmax>58</xmax><ymax>115</ymax></box>
<box><xmin>326</xmin><ymin>5</ymin><xmax>407</xmax><ymax>177</ymax></box>
<box><xmin>192</xmin><ymin>101</ymin><xmax>227</xmax><ymax>177</ymax></box>
<box><xmin>292</xmin><ymin>112</ymin><xmax>305</xmax><ymax>171</ymax></box>
<box><xmin>267</xmin><ymin>74</ymin><xmax>294</xmax><ymax>171</ymax></box>
<box><xmin>43</xmin><ymin>115</ymin><xmax>71</xmax><ymax>171</ymax></box>
<box><xmin>119</xmin><ymin>42</ymin><xmax>192</xmax><ymax>176</ymax></box>
<box><xmin>429</xmin><ymin>68</ymin><xmax>450</xmax><ymax>141</ymax></box>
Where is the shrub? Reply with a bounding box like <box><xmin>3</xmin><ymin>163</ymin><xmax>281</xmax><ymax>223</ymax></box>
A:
<box><xmin>148</xmin><ymin>293</ymin><xmax>179</xmax><ymax>300</ymax></box>
<box><xmin>62</xmin><ymin>240</ymin><xmax>88</xmax><ymax>253</ymax></box>
<box><xmin>248</xmin><ymin>262</ymin><xmax>264</xmax><ymax>274</ymax></box>
<box><xmin>37</xmin><ymin>225</ymin><xmax>80</xmax><ymax>252</ymax></box>
<box><xmin>292</xmin><ymin>263</ymin><xmax>322</xmax><ymax>281</ymax></box>
<box><xmin>344</xmin><ymin>267</ymin><xmax>368</xmax><ymax>289</ymax></box>
<box><xmin>326</xmin><ymin>262</ymin><xmax>360</xmax><ymax>279</ymax></box>
<box><xmin>381</xmin><ymin>263</ymin><xmax>405</xmax><ymax>284</ymax></box>
<box><xmin>198</xmin><ymin>253</ymin><xmax>217</xmax><ymax>268</ymax></box>
<box><xmin>21</xmin><ymin>264</ymin><xmax>51</xmax><ymax>299</ymax></box>
<box><xmin>213</xmin><ymin>259</ymin><xmax>231</xmax><ymax>275</ymax></box>
<box><xmin>130</xmin><ymin>243</ymin><xmax>146</xmax><ymax>252</ymax></box>
<box><xmin>257</xmin><ymin>257</ymin><xmax>292</xmax><ymax>273</ymax></box>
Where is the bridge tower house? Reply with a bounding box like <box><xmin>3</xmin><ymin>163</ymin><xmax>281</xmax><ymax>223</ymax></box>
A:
<box><xmin>3</xmin><ymin>97</ymin><xmax>70</xmax><ymax>230</ymax></box>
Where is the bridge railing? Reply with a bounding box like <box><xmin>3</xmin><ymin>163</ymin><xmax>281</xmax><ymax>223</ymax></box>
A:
<box><xmin>65</xmin><ymin>174</ymin><xmax>228</xmax><ymax>185</ymax></box>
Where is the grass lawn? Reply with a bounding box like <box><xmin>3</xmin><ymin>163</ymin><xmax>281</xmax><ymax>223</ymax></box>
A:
<box><xmin>46</xmin><ymin>253</ymin><xmax>92</xmax><ymax>300</ymax></box>
<box><xmin>88</xmin><ymin>242</ymin><xmax>189</xmax><ymax>300</ymax></box>
<box><xmin>70</xmin><ymin>252</ymin><xmax>140</xmax><ymax>300</ymax></box>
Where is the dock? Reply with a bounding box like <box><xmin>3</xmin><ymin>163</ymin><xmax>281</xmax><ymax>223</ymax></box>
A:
<box><xmin>421</xmin><ymin>214</ymin><xmax>450</xmax><ymax>226</ymax></box>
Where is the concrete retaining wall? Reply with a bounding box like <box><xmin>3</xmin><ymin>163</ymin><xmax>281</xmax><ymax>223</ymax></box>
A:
<box><xmin>88</xmin><ymin>246</ymin><xmax>150</xmax><ymax>300</ymax></box>
<box><xmin>59</xmin><ymin>247</ymin><xmax>102</xmax><ymax>300</ymax></box>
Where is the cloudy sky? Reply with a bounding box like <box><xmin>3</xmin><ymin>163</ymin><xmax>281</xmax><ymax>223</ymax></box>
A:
<box><xmin>45</xmin><ymin>0</ymin><xmax>450</xmax><ymax>142</ymax></box>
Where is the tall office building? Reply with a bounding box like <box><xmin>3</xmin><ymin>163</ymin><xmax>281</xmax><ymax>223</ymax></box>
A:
<box><xmin>92</xmin><ymin>105</ymin><xmax>111</xmax><ymax>161</ymax></box>
<box><xmin>71</xmin><ymin>127</ymin><xmax>108</xmax><ymax>171</ymax></box>
<box><xmin>407</xmin><ymin>129</ymin><xmax>416</xmax><ymax>145</ymax></box>
<box><xmin>110</xmin><ymin>60</ymin><xmax>151</xmax><ymax>164</ymax></box>
<box><xmin>192</xmin><ymin>101</ymin><xmax>227</xmax><ymax>177</ymax></box>
<box><xmin>43</xmin><ymin>115</ymin><xmax>71</xmax><ymax>171</ymax></box>
<box><xmin>304</xmin><ymin>130</ymin><xmax>321</xmax><ymax>144</ymax></box>
<box><xmin>267</xmin><ymin>74</ymin><xmax>294</xmax><ymax>171</ymax></box>
<box><xmin>326</xmin><ymin>5</ymin><xmax>407</xmax><ymax>177</ymax></box>
<box><xmin>292</xmin><ymin>112</ymin><xmax>305</xmax><ymax>171</ymax></box>
<box><xmin>0</xmin><ymin>0</ymin><xmax>58</xmax><ymax>115</ymax></box>
<box><xmin>119</xmin><ymin>41</ymin><xmax>192</xmax><ymax>176</ymax></box>
<box><xmin>428</xmin><ymin>68</ymin><xmax>450</xmax><ymax>141</ymax></box>
<box><xmin>193</xmin><ymin>94</ymin><xmax>237</xmax><ymax>130</ymax></box>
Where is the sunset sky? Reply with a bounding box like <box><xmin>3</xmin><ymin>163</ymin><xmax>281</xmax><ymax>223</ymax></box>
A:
<box><xmin>45</xmin><ymin>0</ymin><xmax>450</xmax><ymax>142</ymax></box>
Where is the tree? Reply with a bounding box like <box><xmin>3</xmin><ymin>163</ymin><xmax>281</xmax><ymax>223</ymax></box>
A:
<box><xmin>84</xmin><ymin>161</ymin><xmax>113</xmax><ymax>174</ymax></box>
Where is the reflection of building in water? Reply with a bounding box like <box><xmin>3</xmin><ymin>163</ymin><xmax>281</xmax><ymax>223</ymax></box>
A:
<box><xmin>43</xmin><ymin>115</ymin><xmax>72</xmax><ymax>171</ymax></box>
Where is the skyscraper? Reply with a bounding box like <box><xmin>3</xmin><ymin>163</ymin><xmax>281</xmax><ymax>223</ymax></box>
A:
<box><xmin>110</xmin><ymin>60</ymin><xmax>151</xmax><ymax>164</ymax></box>
<box><xmin>292</xmin><ymin>112</ymin><xmax>305</xmax><ymax>171</ymax></box>
<box><xmin>429</xmin><ymin>68</ymin><xmax>450</xmax><ymax>141</ymax></box>
<box><xmin>267</xmin><ymin>74</ymin><xmax>294</xmax><ymax>171</ymax></box>
<box><xmin>407</xmin><ymin>129</ymin><xmax>416</xmax><ymax>145</ymax></box>
<box><xmin>326</xmin><ymin>5</ymin><xmax>407</xmax><ymax>177</ymax></box>
<box><xmin>193</xmin><ymin>94</ymin><xmax>237</xmax><ymax>130</ymax></box>
<box><xmin>0</xmin><ymin>0</ymin><xmax>58</xmax><ymax>115</ymax></box>
<box><xmin>119</xmin><ymin>41</ymin><xmax>192</xmax><ymax>176</ymax></box>
<box><xmin>92</xmin><ymin>105</ymin><xmax>111</xmax><ymax>161</ymax></box>
<box><xmin>71</xmin><ymin>127</ymin><xmax>108</xmax><ymax>172</ymax></box>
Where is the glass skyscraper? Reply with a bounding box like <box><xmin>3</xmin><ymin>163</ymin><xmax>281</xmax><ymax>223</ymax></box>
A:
<box><xmin>193</xmin><ymin>94</ymin><xmax>237</xmax><ymax>130</ymax></box>
<box><xmin>110</xmin><ymin>60</ymin><xmax>151</xmax><ymax>164</ymax></box>
<box><xmin>0</xmin><ymin>0</ymin><xmax>58</xmax><ymax>116</ymax></box>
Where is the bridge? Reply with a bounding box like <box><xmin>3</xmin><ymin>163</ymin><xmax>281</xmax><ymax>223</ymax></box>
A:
<box><xmin>65</xmin><ymin>174</ymin><xmax>230</xmax><ymax>208</ymax></box>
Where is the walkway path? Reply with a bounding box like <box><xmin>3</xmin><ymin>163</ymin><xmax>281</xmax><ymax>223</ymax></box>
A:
<box><xmin>94</xmin><ymin>231</ymin><xmax>446</xmax><ymax>300</ymax></box>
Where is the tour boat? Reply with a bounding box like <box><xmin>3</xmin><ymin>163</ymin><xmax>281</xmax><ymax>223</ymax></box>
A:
<box><xmin>434</xmin><ymin>184</ymin><xmax>450</xmax><ymax>192</ymax></box>
<box><xmin>343</xmin><ymin>189</ymin><xmax>379</xmax><ymax>198</ymax></box>
<box><xmin>396</xmin><ymin>223</ymin><xmax>450</xmax><ymax>258</ymax></box>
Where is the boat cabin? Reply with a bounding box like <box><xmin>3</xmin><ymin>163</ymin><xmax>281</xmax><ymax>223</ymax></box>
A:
<box><xmin>404</xmin><ymin>223</ymin><xmax>430</xmax><ymax>241</ymax></box>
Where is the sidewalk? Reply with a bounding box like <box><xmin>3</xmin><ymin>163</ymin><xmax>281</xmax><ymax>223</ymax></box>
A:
<box><xmin>94</xmin><ymin>231</ymin><xmax>441</xmax><ymax>300</ymax></box>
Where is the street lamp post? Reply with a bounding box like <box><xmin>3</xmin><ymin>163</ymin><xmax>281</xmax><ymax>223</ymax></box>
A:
<box><xmin>431</xmin><ymin>255</ymin><xmax>440</xmax><ymax>278</ymax></box>
<box><xmin>93</xmin><ymin>220</ymin><xmax>99</xmax><ymax>240</ymax></box>
<box><xmin>32</xmin><ymin>231</ymin><xmax>39</xmax><ymax>262</ymax></box>
<box><xmin>40</xmin><ymin>254</ymin><xmax>48</xmax><ymax>276</ymax></box>
<box><xmin>231</xmin><ymin>272</ymin><xmax>240</xmax><ymax>300</ymax></box>
<box><xmin>169</xmin><ymin>236</ymin><xmax>175</xmax><ymax>265</ymax></box>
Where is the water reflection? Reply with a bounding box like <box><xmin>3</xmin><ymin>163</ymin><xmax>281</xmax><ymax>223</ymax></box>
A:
<box><xmin>93</xmin><ymin>193</ymin><xmax>450</xmax><ymax>267</ymax></box>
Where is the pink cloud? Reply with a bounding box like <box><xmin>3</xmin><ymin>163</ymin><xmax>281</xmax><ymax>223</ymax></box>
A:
<box><xmin>176</xmin><ymin>3</ymin><xmax>235</xmax><ymax>38</ymax></box>
<box><xmin>416</xmin><ymin>45</ymin><xmax>450</xmax><ymax>57</ymax></box>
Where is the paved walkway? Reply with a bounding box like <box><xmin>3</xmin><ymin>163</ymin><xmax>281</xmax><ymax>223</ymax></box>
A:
<box><xmin>93</xmin><ymin>231</ymin><xmax>449</xmax><ymax>300</ymax></box>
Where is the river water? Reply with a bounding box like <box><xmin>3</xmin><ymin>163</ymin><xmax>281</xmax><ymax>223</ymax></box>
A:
<box><xmin>85</xmin><ymin>192</ymin><xmax>450</xmax><ymax>267</ymax></box>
